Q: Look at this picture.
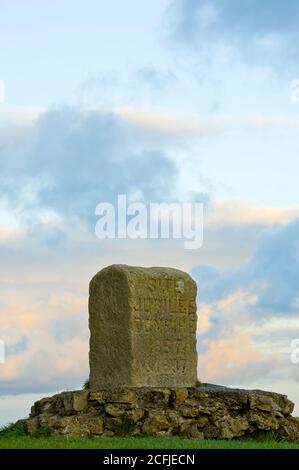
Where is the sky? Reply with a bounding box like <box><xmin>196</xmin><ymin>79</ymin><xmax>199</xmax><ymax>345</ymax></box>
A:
<box><xmin>1</xmin><ymin>0</ymin><xmax>299</xmax><ymax>425</ymax></box>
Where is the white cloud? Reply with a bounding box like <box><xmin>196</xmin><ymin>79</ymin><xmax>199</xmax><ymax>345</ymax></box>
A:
<box><xmin>205</xmin><ymin>200</ymin><xmax>299</xmax><ymax>228</ymax></box>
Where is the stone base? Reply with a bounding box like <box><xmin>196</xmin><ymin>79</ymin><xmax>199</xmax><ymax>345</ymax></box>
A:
<box><xmin>20</xmin><ymin>384</ymin><xmax>299</xmax><ymax>441</ymax></box>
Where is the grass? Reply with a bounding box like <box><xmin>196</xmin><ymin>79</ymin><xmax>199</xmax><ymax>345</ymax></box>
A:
<box><xmin>0</xmin><ymin>435</ymin><xmax>299</xmax><ymax>449</ymax></box>
<box><xmin>1</xmin><ymin>421</ymin><xmax>298</xmax><ymax>449</ymax></box>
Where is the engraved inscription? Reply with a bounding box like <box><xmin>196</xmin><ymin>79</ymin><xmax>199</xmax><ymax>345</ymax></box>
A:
<box><xmin>131</xmin><ymin>273</ymin><xmax>197</xmax><ymax>383</ymax></box>
<box><xmin>89</xmin><ymin>265</ymin><xmax>198</xmax><ymax>388</ymax></box>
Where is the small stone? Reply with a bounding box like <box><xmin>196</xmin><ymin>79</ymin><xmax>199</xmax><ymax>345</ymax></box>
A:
<box><xmin>214</xmin><ymin>415</ymin><xmax>249</xmax><ymax>439</ymax></box>
<box><xmin>143</xmin><ymin>412</ymin><xmax>170</xmax><ymax>434</ymax></box>
<box><xmin>277</xmin><ymin>417</ymin><xmax>299</xmax><ymax>442</ymax></box>
<box><xmin>179</xmin><ymin>419</ymin><xmax>194</xmax><ymax>434</ymax></box>
<box><xmin>156</xmin><ymin>429</ymin><xmax>172</xmax><ymax>436</ymax></box>
<box><xmin>38</xmin><ymin>414</ymin><xmax>60</xmax><ymax>430</ymax></box>
<box><xmin>104</xmin><ymin>417</ymin><xmax>123</xmax><ymax>432</ymax></box>
<box><xmin>57</xmin><ymin>416</ymin><xmax>81</xmax><ymax>435</ymax></box>
<box><xmin>249</xmin><ymin>393</ymin><xmax>280</xmax><ymax>412</ymax></box>
<box><xmin>180</xmin><ymin>406</ymin><xmax>199</xmax><ymax>418</ymax></box>
<box><xmin>202</xmin><ymin>424</ymin><xmax>222</xmax><ymax>439</ymax></box>
<box><xmin>143</xmin><ymin>389</ymin><xmax>171</xmax><ymax>406</ymax></box>
<box><xmin>197</xmin><ymin>415</ymin><xmax>209</xmax><ymax>428</ymax></box>
<box><xmin>87</xmin><ymin>417</ymin><xmax>104</xmax><ymax>435</ymax></box>
<box><xmin>105</xmin><ymin>404</ymin><xmax>125</xmax><ymax>417</ymax></box>
<box><xmin>73</xmin><ymin>392</ymin><xmax>89</xmax><ymax>412</ymax></box>
<box><xmin>184</xmin><ymin>423</ymin><xmax>203</xmax><ymax>439</ymax></box>
<box><xmin>248</xmin><ymin>411</ymin><xmax>280</xmax><ymax>431</ymax></box>
<box><xmin>30</xmin><ymin>404</ymin><xmax>37</xmax><ymax>417</ymax></box>
<box><xmin>35</xmin><ymin>397</ymin><xmax>54</xmax><ymax>414</ymax></box>
<box><xmin>126</xmin><ymin>408</ymin><xmax>145</xmax><ymax>423</ymax></box>
<box><xmin>59</xmin><ymin>415</ymin><xmax>103</xmax><ymax>436</ymax></box>
<box><xmin>26</xmin><ymin>417</ymin><xmax>39</xmax><ymax>434</ymax></box>
<box><xmin>280</xmin><ymin>398</ymin><xmax>294</xmax><ymax>415</ymax></box>
<box><xmin>107</xmin><ymin>389</ymin><xmax>137</xmax><ymax>404</ymax></box>
<box><xmin>90</xmin><ymin>391</ymin><xmax>106</xmax><ymax>403</ymax></box>
<box><xmin>167</xmin><ymin>410</ymin><xmax>180</xmax><ymax>427</ymax></box>
<box><xmin>173</xmin><ymin>389</ymin><xmax>189</xmax><ymax>405</ymax></box>
<box><xmin>62</xmin><ymin>393</ymin><xmax>74</xmax><ymax>413</ymax></box>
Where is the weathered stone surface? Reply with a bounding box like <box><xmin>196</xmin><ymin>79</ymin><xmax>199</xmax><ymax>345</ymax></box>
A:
<box><xmin>105</xmin><ymin>404</ymin><xmax>126</xmax><ymax>417</ymax></box>
<box><xmin>172</xmin><ymin>389</ymin><xmax>189</xmax><ymax>405</ymax></box>
<box><xmin>143</xmin><ymin>411</ymin><xmax>170</xmax><ymax>434</ymax></box>
<box><xmin>73</xmin><ymin>391</ymin><xmax>89</xmax><ymax>412</ymax></box>
<box><xmin>22</xmin><ymin>384</ymin><xmax>299</xmax><ymax>441</ymax></box>
<box><xmin>90</xmin><ymin>389</ymin><xmax>137</xmax><ymax>404</ymax></box>
<box><xmin>89</xmin><ymin>264</ymin><xmax>198</xmax><ymax>388</ymax></box>
<box><xmin>25</xmin><ymin>417</ymin><xmax>39</xmax><ymax>434</ymax></box>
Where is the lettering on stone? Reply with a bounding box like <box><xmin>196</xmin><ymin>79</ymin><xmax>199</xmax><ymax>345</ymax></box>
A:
<box><xmin>89</xmin><ymin>265</ymin><xmax>198</xmax><ymax>388</ymax></box>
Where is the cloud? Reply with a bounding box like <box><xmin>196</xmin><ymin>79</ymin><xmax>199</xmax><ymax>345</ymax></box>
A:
<box><xmin>198</xmin><ymin>331</ymin><xmax>277</xmax><ymax>384</ymax></box>
<box><xmin>194</xmin><ymin>218</ymin><xmax>299</xmax><ymax>315</ymax></box>
<box><xmin>114</xmin><ymin>106</ymin><xmax>223</xmax><ymax>138</ymax></box>
<box><xmin>193</xmin><ymin>217</ymin><xmax>299</xmax><ymax>387</ymax></box>
<box><xmin>0</xmin><ymin>393</ymin><xmax>53</xmax><ymax>426</ymax></box>
<box><xmin>0</xmin><ymin>106</ymin><xmax>41</xmax><ymax>148</ymax></box>
<box><xmin>0</xmin><ymin>287</ymin><xmax>89</xmax><ymax>394</ymax></box>
<box><xmin>0</xmin><ymin>226</ymin><xmax>23</xmax><ymax>244</ymax></box>
<box><xmin>0</xmin><ymin>106</ymin><xmax>41</xmax><ymax>126</ymax></box>
<box><xmin>137</xmin><ymin>67</ymin><xmax>177</xmax><ymax>91</ymax></box>
<box><xmin>115</xmin><ymin>108</ymin><xmax>299</xmax><ymax>139</ymax></box>
<box><xmin>4</xmin><ymin>101</ymin><xmax>299</xmax><ymax>150</ymax></box>
<box><xmin>205</xmin><ymin>200</ymin><xmax>299</xmax><ymax>228</ymax></box>
<box><xmin>0</xmin><ymin>106</ymin><xmax>178</xmax><ymax>223</ymax></box>
<box><xmin>75</xmin><ymin>67</ymin><xmax>178</xmax><ymax>111</ymax></box>
<box><xmin>166</xmin><ymin>0</ymin><xmax>299</xmax><ymax>64</ymax></box>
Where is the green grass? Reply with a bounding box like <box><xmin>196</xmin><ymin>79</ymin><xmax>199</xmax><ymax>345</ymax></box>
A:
<box><xmin>1</xmin><ymin>421</ymin><xmax>298</xmax><ymax>449</ymax></box>
<box><xmin>0</xmin><ymin>436</ymin><xmax>299</xmax><ymax>449</ymax></box>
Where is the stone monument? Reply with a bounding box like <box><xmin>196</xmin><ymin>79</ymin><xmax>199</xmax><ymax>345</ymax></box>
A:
<box><xmin>18</xmin><ymin>264</ymin><xmax>299</xmax><ymax>441</ymax></box>
<box><xmin>89</xmin><ymin>264</ymin><xmax>198</xmax><ymax>389</ymax></box>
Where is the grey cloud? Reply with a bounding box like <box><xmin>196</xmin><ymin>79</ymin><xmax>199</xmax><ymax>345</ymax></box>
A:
<box><xmin>166</xmin><ymin>0</ymin><xmax>299</xmax><ymax>64</ymax></box>
<box><xmin>193</xmin><ymin>217</ymin><xmax>299</xmax><ymax>317</ymax></box>
<box><xmin>0</xmin><ymin>107</ymin><xmax>178</xmax><ymax>224</ymax></box>
<box><xmin>193</xmin><ymin>219</ymin><xmax>299</xmax><ymax>386</ymax></box>
<box><xmin>6</xmin><ymin>336</ymin><xmax>28</xmax><ymax>358</ymax></box>
<box><xmin>76</xmin><ymin>67</ymin><xmax>178</xmax><ymax>109</ymax></box>
<box><xmin>137</xmin><ymin>67</ymin><xmax>177</xmax><ymax>90</ymax></box>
